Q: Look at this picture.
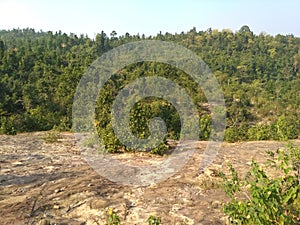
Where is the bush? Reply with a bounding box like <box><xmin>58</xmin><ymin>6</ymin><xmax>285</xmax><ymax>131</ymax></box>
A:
<box><xmin>147</xmin><ymin>214</ymin><xmax>162</xmax><ymax>225</ymax></box>
<box><xmin>43</xmin><ymin>130</ymin><xmax>61</xmax><ymax>143</ymax></box>
<box><xmin>0</xmin><ymin>116</ymin><xmax>16</xmax><ymax>135</ymax></box>
<box><xmin>96</xmin><ymin>96</ymin><xmax>172</xmax><ymax>155</ymax></box>
<box><xmin>219</xmin><ymin>144</ymin><xmax>300</xmax><ymax>224</ymax></box>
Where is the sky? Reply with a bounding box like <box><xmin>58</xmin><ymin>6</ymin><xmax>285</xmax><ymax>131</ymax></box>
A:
<box><xmin>0</xmin><ymin>0</ymin><xmax>299</xmax><ymax>38</ymax></box>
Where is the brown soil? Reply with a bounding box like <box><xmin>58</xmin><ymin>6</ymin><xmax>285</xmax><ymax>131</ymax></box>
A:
<box><xmin>1</xmin><ymin>132</ymin><xmax>299</xmax><ymax>225</ymax></box>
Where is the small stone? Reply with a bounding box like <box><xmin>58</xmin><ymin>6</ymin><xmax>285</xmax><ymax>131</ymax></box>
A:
<box><xmin>90</xmin><ymin>199</ymin><xmax>108</xmax><ymax>209</ymax></box>
<box><xmin>54</xmin><ymin>188</ymin><xmax>64</xmax><ymax>193</ymax></box>
<box><xmin>53</xmin><ymin>205</ymin><xmax>60</xmax><ymax>209</ymax></box>
<box><xmin>12</xmin><ymin>161</ymin><xmax>23</xmax><ymax>166</ymax></box>
<box><xmin>212</xmin><ymin>200</ymin><xmax>221</xmax><ymax>208</ymax></box>
<box><xmin>197</xmin><ymin>213</ymin><xmax>204</xmax><ymax>222</ymax></box>
<box><xmin>1</xmin><ymin>169</ymin><xmax>11</xmax><ymax>173</ymax></box>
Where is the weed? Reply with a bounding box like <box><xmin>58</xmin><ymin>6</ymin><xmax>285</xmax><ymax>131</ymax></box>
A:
<box><xmin>106</xmin><ymin>208</ymin><xmax>121</xmax><ymax>225</ymax></box>
<box><xmin>147</xmin><ymin>214</ymin><xmax>162</xmax><ymax>225</ymax></box>
<box><xmin>43</xmin><ymin>130</ymin><xmax>61</xmax><ymax>143</ymax></box>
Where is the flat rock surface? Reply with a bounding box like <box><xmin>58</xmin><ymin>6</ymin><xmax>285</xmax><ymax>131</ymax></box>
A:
<box><xmin>0</xmin><ymin>132</ymin><xmax>298</xmax><ymax>225</ymax></box>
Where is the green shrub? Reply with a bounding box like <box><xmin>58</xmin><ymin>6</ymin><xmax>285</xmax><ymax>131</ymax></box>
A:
<box><xmin>275</xmin><ymin>116</ymin><xmax>297</xmax><ymax>141</ymax></box>
<box><xmin>96</xmin><ymin>95</ymin><xmax>172</xmax><ymax>155</ymax></box>
<box><xmin>247</xmin><ymin>124</ymin><xmax>273</xmax><ymax>141</ymax></box>
<box><xmin>43</xmin><ymin>130</ymin><xmax>61</xmax><ymax>143</ymax></box>
<box><xmin>147</xmin><ymin>214</ymin><xmax>162</xmax><ymax>225</ymax></box>
<box><xmin>0</xmin><ymin>116</ymin><xmax>16</xmax><ymax>135</ymax></box>
<box><xmin>104</xmin><ymin>210</ymin><xmax>163</xmax><ymax>225</ymax></box>
<box><xmin>224</xmin><ymin>126</ymin><xmax>240</xmax><ymax>143</ymax></box>
<box><xmin>219</xmin><ymin>144</ymin><xmax>300</xmax><ymax>224</ymax></box>
<box><xmin>199</xmin><ymin>114</ymin><xmax>211</xmax><ymax>140</ymax></box>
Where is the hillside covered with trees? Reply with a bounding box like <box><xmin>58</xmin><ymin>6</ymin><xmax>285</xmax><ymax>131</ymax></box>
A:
<box><xmin>0</xmin><ymin>26</ymin><xmax>300</xmax><ymax>151</ymax></box>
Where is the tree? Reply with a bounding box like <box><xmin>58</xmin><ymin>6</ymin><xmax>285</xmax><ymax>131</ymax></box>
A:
<box><xmin>239</xmin><ymin>25</ymin><xmax>251</xmax><ymax>33</ymax></box>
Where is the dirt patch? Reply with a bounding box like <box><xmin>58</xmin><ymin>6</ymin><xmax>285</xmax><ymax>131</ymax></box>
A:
<box><xmin>0</xmin><ymin>132</ymin><xmax>299</xmax><ymax>224</ymax></box>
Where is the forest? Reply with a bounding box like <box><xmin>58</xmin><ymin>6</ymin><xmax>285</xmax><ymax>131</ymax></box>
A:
<box><xmin>0</xmin><ymin>26</ymin><xmax>300</xmax><ymax>152</ymax></box>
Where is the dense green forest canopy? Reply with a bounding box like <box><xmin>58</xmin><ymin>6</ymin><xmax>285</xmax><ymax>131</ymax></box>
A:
<box><xmin>0</xmin><ymin>26</ymin><xmax>300</xmax><ymax>152</ymax></box>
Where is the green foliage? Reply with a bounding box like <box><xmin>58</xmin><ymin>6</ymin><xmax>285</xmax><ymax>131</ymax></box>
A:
<box><xmin>0</xmin><ymin>116</ymin><xmax>16</xmax><ymax>135</ymax></box>
<box><xmin>104</xmin><ymin>209</ymin><xmax>162</xmax><ymax>225</ymax></box>
<box><xmin>43</xmin><ymin>130</ymin><xmax>61</xmax><ymax>143</ymax></box>
<box><xmin>96</xmin><ymin>96</ymin><xmax>172</xmax><ymax>154</ymax></box>
<box><xmin>199</xmin><ymin>114</ymin><xmax>211</xmax><ymax>140</ymax></box>
<box><xmin>224</xmin><ymin>127</ymin><xmax>240</xmax><ymax>143</ymax></box>
<box><xmin>247</xmin><ymin>124</ymin><xmax>274</xmax><ymax>141</ymax></box>
<box><xmin>95</xmin><ymin>64</ymin><xmax>188</xmax><ymax>154</ymax></box>
<box><xmin>275</xmin><ymin>116</ymin><xmax>297</xmax><ymax>141</ymax></box>
<box><xmin>106</xmin><ymin>208</ymin><xmax>121</xmax><ymax>225</ymax></box>
<box><xmin>0</xmin><ymin>27</ymin><xmax>300</xmax><ymax>145</ymax></box>
<box><xmin>246</xmin><ymin>116</ymin><xmax>298</xmax><ymax>142</ymax></box>
<box><xmin>219</xmin><ymin>144</ymin><xmax>300</xmax><ymax>224</ymax></box>
<box><xmin>147</xmin><ymin>214</ymin><xmax>162</xmax><ymax>225</ymax></box>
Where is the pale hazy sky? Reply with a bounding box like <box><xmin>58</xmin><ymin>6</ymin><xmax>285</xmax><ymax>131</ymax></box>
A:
<box><xmin>0</xmin><ymin>0</ymin><xmax>299</xmax><ymax>38</ymax></box>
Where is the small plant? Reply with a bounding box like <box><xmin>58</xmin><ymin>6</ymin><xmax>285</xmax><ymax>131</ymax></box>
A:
<box><xmin>37</xmin><ymin>219</ymin><xmax>52</xmax><ymax>225</ymax></box>
<box><xmin>198</xmin><ymin>174</ymin><xmax>221</xmax><ymax>190</ymax></box>
<box><xmin>219</xmin><ymin>144</ymin><xmax>300</xmax><ymax>225</ymax></box>
<box><xmin>106</xmin><ymin>208</ymin><xmax>121</xmax><ymax>225</ymax></box>
<box><xmin>0</xmin><ymin>116</ymin><xmax>16</xmax><ymax>135</ymax></box>
<box><xmin>147</xmin><ymin>214</ymin><xmax>162</xmax><ymax>225</ymax></box>
<box><xmin>43</xmin><ymin>130</ymin><xmax>61</xmax><ymax>143</ymax></box>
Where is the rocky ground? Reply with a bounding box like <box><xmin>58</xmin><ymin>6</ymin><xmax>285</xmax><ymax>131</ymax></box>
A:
<box><xmin>1</xmin><ymin>132</ymin><xmax>298</xmax><ymax>225</ymax></box>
